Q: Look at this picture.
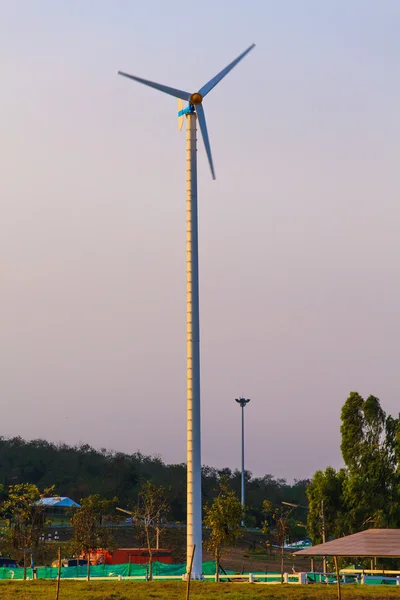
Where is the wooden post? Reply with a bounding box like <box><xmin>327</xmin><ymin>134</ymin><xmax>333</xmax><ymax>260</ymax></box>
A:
<box><xmin>87</xmin><ymin>551</ymin><xmax>91</xmax><ymax>582</ymax></box>
<box><xmin>186</xmin><ymin>544</ymin><xmax>196</xmax><ymax>600</ymax></box>
<box><xmin>55</xmin><ymin>547</ymin><xmax>61</xmax><ymax>600</ymax></box>
<box><xmin>334</xmin><ymin>556</ymin><xmax>341</xmax><ymax>600</ymax></box>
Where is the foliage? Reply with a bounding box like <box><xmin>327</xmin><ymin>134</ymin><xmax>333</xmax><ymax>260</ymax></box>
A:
<box><xmin>308</xmin><ymin>392</ymin><xmax>400</xmax><ymax>543</ymax></box>
<box><xmin>306</xmin><ymin>467</ymin><xmax>347</xmax><ymax>543</ymax></box>
<box><xmin>0</xmin><ymin>484</ymin><xmax>7</xmax><ymax>501</ymax></box>
<box><xmin>340</xmin><ymin>392</ymin><xmax>399</xmax><ymax>531</ymax></box>
<box><xmin>0</xmin><ymin>483</ymin><xmax>54</xmax><ymax>577</ymax></box>
<box><xmin>0</xmin><ymin>436</ymin><xmax>310</xmax><ymax>529</ymax></box>
<box><xmin>69</xmin><ymin>494</ymin><xmax>117</xmax><ymax>580</ymax></box>
<box><xmin>203</xmin><ymin>479</ymin><xmax>243</xmax><ymax>580</ymax></box>
<box><xmin>262</xmin><ymin>502</ymin><xmax>298</xmax><ymax>581</ymax></box>
<box><xmin>132</xmin><ymin>482</ymin><xmax>169</xmax><ymax>580</ymax></box>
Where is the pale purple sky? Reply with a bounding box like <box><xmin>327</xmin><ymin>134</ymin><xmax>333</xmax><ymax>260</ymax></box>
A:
<box><xmin>2</xmin><ymin>1</ymin><xmax>400</xmax><ymax>480</ymax></box>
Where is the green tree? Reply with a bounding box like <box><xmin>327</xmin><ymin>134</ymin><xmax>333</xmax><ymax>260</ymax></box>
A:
<box><xmin>260</xmin><ymin>499</ymin><xmax>273</xmax><ymax>557</ymax></box>
<box><xmin>308</xmin><ymin>392</ymin><xmax>400</xmax><ymax>544</ymax></box>
<box><xmin>306</xmin><ymin>467</ymin><xmax>347</xmax><ymax>544</ymax></box>
<box><xmin>0</xmin><ymin>484</ymin><xmax>7</xmax><ymax>501</ymax></box>
<box><xmin>203</xmin><ymin>480</ymin><xmax>243</xmax><ymax>581</ymax></box>
<box><xmin>340</xmin><ymin>392</ymin><xmax>399</xmax><ymax>531</ymax></box>
<box><xmin>70</xmin><ymin>494</ymin><xmax>117</xmax><ymax>581</ymax></box>
<box><xmin>0</xmin><ymin>483</ymin><xmax>54</xmax><ymax>579</ymax></box>
<box><xmin>262</xmin><ymin>501</ymin><xmax>296</xmax><ymax>582</ymax></box>
<box><xmin>132</xmin><ymin>482</ymin><xmax>169</xmax><ymax>580</ymax></box>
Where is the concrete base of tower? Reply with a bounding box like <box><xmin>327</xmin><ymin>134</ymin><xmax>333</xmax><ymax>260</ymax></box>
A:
<box><xmin>182</xmin><ymin>572</ymin><xmax>204</xmax><ymax>581</ymax></box>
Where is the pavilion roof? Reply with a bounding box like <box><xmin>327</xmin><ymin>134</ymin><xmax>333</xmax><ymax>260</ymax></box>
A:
<box><xmin>295</xmin><ymin>529</ymin><xmax>400</xmax><ymax>558</ymax></box>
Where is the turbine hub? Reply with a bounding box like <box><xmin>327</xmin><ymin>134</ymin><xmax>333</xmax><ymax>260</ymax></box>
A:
<box><xmin>189</xmin><ymin>92</ymin><xmax>203</xmax><ymax>105</ymax></box>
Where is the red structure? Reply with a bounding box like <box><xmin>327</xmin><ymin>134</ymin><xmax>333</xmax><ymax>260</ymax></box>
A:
<box><xmin>81</xmin><ymin>548</ymin><xmax>173</xmax><ymax>565</ymax></box>
<box><xmin>112</xmin><ymin>548</ymin><xmax>173</xmax><ymax>565</ymax></box>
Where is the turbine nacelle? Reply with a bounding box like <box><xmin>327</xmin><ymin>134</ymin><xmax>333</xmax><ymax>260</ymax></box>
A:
<box><xmin>118</xmin><ymin>43</ymin><xmax>255</xmax><ymax>180</ymax></box>
<box><xmin>189</xmin><ymin>92</ymin><xmax>203</xmax><ymax>106</ymax></box>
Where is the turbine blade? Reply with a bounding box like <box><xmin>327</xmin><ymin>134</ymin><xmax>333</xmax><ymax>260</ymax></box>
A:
<box><xmin>198</xmin><ymin>44</ymin><xmax>255</xmax><ymax>98</ymax></box>
<box><xmin>196</xmin><ymin>104</ymin><xmax>215</xmax><ymax>180</ymax></box>
<box><xmin>118</xmin><ymin>71</ymin><xmax>191</xmax><ymax>101</ymax></box>
<box><xmin>178</xmin><ymin>99</ymin><xmax>184</xmax><ymax>131</ymax></box>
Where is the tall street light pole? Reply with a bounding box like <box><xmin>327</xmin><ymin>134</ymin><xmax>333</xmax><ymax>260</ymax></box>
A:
<box><xmin>235</xmin><ymin>397</ymin><xmax>250</xmax><ymax>526</ymax></box>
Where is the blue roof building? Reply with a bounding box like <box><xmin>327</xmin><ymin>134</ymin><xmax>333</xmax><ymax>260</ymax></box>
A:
<box><xmin>39</xmin><ymin>497</ymin><xmax>81</xmax><ymax>508</ymax></box>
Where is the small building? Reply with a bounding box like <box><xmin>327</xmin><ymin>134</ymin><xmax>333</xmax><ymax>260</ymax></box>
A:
<box><xmin>39</xmin><ymin>496</ymin><xmax>80</xmax><ymax>518</ymax></box>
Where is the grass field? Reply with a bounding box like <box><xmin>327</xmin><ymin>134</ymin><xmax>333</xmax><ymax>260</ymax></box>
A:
<box><xmin>2</xmin><ymin>581</ymin><xmax>400</xmax><ymax>600</ymax></box>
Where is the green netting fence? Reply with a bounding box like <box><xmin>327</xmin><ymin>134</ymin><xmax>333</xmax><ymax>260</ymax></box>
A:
<box><xmin>2</xmin><ymin>564</ymin><xmax>396</xmax><ymax>585</ymax></box>
<box><xmin>0</xmin><ymin>561</ymin><xmax>233</xmax><ymax>580</ymax></box>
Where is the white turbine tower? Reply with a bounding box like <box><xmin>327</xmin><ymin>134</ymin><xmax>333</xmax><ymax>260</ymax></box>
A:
<box><xmin>118</xmin><ymin>43</ymin><xmax>255</xmax><ymax>579</ymax></box>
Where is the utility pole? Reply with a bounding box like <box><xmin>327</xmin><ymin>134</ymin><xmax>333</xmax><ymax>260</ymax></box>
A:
<box><xmin>156</xmin><ymin>512</ymin><xmax>160</xmax><ymax>550</ymax></box>
<box><xmin>282</xmin><ymin>499</ymin><xmax>326</xmax><ymax>574</ymax></box>
<box><xmin>235</xmin><ymin>397</ymin><xmax>250</xmax><ymax>526</ymax></box>
<box><xmin>321</xmin><ymin>500</ymin><xmax>327</xmax><ymax>574</ymax></box>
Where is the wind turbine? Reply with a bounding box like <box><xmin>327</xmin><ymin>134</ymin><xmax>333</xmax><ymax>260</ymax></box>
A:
<box><xmin>118</xmin><ymin>43</ymin><xmax>255</xmax><ymax>579</ymax></box>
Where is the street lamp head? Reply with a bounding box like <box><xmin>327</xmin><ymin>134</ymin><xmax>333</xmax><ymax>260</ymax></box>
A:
<box><xmin>235</xmin><ymin>397</ymin><xmax>250</xmax><ymax>408</ymax></box>
<box><xmin>282</xmin><ymin>501</ymin><xmax>309</xmax><ymax>511</ymax></box>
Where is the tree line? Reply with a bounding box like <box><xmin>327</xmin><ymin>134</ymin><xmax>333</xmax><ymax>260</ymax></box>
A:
<box><xmin>0</xmin><ymin>436</ymin><xmax>309</xmax><ymax>528</ymax></box>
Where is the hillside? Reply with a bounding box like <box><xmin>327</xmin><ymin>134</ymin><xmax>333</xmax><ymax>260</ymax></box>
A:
<box><xmin>0</xmin><ymin>436</ymin><xmax>309</xmax><ymax>528</ymax></box>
